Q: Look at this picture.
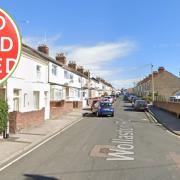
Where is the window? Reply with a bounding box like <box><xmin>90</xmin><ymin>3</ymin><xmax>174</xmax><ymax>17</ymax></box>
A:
<box><xmin>23</xmin><ymin>93</ymin><xmax>28</xmax><ymax>108</ymax></box>
<box><xmin>33</xmin><ymin>91</ymin><xmax>40</xmax><ymax>110</ymax></box>
<box><xmin>36</xmin><ymin>65</ymin><xmax>41</xmax><ymax>81</ymax></box>
<box><xmin>64</xmin><ymin>71</ymin><xmax>68</xmax><ymax>79</ymax></box>
<box><xmin>78</xmin><ymin>90</ymin><xmax>80</xmax><ymax>98</ymax></box>
<box><xmin>52</xmin><ymin>64</ymin><xmax>57</xmax><ymax>76</ymax></box>
<box><xmin>83</xmin><ymin>92</ymin><xmax>86</xmax><ymax>97</ymax></box>
<box><xmin>55</xmin><ymin>90</ymin><xmax>62</xmax><ymax>101</ymax></box>
<box><xmin>13</xmin><ymin>89</ymin><xmax>21</xmax><ymax>111</ymax></box>
<box><xmin>70</xmin><ymin>74</ymin><xmax>73</xmax><ymax>80</ymax></box>
<box><xmin>78</xmin><ymin>77</ymin><xmax>81</xmax><ymax>83</ymax></box>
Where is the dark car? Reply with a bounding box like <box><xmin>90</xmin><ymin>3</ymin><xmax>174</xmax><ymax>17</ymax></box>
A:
<box><xmin>134</xmin><ymin>100</ymin><xmax>148</xmax><ymax>111</ymax></box>
<box><xmin>92</xmin><ymin>101</ymin><xmax>114</xmax><ymax>117</ymax></box>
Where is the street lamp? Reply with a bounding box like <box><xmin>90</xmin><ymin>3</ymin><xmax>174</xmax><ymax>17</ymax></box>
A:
<box><xmin>151</xmin><ymin>64</ymin><xmax>155</xmax><ymax>102</ymax></box>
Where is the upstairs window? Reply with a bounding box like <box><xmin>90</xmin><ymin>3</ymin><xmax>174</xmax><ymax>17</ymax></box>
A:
<box><xmin>64</xmin><ymin>71</ymin><xmax>69</xmax><ymax>79</ymax></box>
<box><xmin>52</xmin><ymin>64</ymin><xmax>57</xmax><ymax>76</ymax></box>
<box><xmin>36</xmin><ymin>65</ymin><xmax>41</xmax><ymax>81</ymax></box>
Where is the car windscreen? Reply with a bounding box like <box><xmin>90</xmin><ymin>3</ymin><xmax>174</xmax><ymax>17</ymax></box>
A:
<box><xmin>136</xmin><ymin>101</ymin><xmax>146</xmax><ymax>105</ymax></box>
<box><xmin>100</xmin><ymin>102</ymin><xmax>112</xmax><ymax>107</ymax></box>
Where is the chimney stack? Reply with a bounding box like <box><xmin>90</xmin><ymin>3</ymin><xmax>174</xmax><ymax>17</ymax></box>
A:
<box><xmin>84</xmin><ymin>70</ymin><xmax>90</xmax><ymax>78</ymax></box>
<box><xmin>56</xmin><ymin>53</ymin><xmax>67</xmax><ymax>65</ymax></box>
<box><xmin>38</xmin><ymin>44</ymin><xmax>49</xmax><ymax>55</ymax></box>
<box><xmin>77</xmin><ymin>66</ymin><xmax>84</xmax><ymax>74</ymax></box>
<box><xmin>153</xmin><ymin>71</ymin><xmax>158</xmax><ymax>77</ymax></box>
<box><xmin>68</xmin><ymin>61</ymin><xmax>77</xmax><ymax>70</ymax></box>
<box><xmin>158</xmin><ymin>66</ymin><xmax>165</xmax><ymax>73</ymax></box>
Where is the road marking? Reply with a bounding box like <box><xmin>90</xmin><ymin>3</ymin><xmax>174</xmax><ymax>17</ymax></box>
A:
<box><xmin>0</xmin><ymin>118</ymin><xmax>83</xmax><ymax>172</ymax></box>
<box><xmin>107</xmin><ymin>120</ymin><xmax>134</xmax><ymax>161</ymax></box>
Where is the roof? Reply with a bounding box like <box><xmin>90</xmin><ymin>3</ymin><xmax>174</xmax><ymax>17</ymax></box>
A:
<box><xmin>22</xmin><ymin>43</ymin><xmax>88</xmax><ymax>79</ymax></box>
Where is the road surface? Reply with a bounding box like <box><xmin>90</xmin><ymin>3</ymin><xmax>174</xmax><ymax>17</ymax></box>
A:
<box><xmin>1</xmin><ymin>98</ymin><xmax>180</xmax><ymax>180</ymax></box>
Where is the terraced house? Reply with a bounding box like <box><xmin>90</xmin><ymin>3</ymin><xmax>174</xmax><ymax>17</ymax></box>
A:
<box><xmin>3</xmin><ymin>44</ymin><xmax>51</xmax><ymax>133</ymax></box>
<box><xmin>134</xmin><ymin>67</ymin><xmax>180</xmax><ymax>100</ymax></box>
<box><xmin>0</xmin><ymin>43</ymin><xmax>114</xmax><ymax>133</ymax></box>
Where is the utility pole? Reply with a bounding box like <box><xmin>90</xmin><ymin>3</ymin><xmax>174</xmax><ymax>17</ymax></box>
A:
<box><xmin>151</xmin><ymin>64</ymin><xmax>155</xmax><ymax>102</ymax></box>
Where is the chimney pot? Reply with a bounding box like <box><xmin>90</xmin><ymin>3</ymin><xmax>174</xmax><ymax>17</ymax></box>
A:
<box><xmin>68</xmin><ymin>61</ymin><xmax>77</xmax><ymax>70</ymax></box>
<box><xmin>56</xmin><ymin>53</ymin><xmax>67</xmax><ymax>65</ymax></box>
<box><xmin>158</xmin><ymin>66</ymin><xmax>165</xmax><ymax>73</ymax></box>
<box><xmin>84</xmin><ymin>70</ymin><xmax>90</xmax><ymax>77</ymax></box>
<box><xmin>37</xmin><ymin>44</ymin><xmax>49</xmax><ymax>55</ymax></box>
<box><xmin>77</xmin><ymin>66</ymin><xmax>84</xmax><ymax>74</ymax></box>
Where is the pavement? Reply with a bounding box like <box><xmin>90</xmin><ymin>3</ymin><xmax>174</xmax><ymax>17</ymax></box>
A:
<box><xmin>0</xmin><ymin>109</ymin><xmax>86</xmax><ymax>168</ymax></box>
<box><xmin>149</xmin><ymin>105</ymin><xmax>180</xmax><ymax>136</ymax></box>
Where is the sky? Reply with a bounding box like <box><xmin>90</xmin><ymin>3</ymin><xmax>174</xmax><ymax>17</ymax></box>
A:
<box><xmin>1</xmin><ymin>0</ymin><xmax>180</xmax><ymax>89</ymax></box>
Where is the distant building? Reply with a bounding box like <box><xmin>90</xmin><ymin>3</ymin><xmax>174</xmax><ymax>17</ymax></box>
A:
<box><xmin>134</xmin><ymin>67</ymin><xmax>180</xmax><ymax>100</ymax></box>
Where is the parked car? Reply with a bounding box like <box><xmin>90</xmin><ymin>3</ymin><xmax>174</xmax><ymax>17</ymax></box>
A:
<box><xmin>132</xmin><ymin>97</ymin><xmax>140</xmax><ymax>107</ymax></box>
<box><xmin>169</xmin><ymin>96</ymin><xmax>180</xmax><ymax>103</ymax></box>
<box><xmin>92</xmin><ymin>101</ymin><xmax>114</xmax><ymax>117</ymax></box>
<box><xmin>134</xmin><ymin>100</ymin><xmax>148</xmax><ymax>111</ymax></box>
<box><xmin>128</xmin><ymin>95</ymin><xmax>137</xmax><ymax>102</ymax></box>
<box><xmin>104</xmin><ymin>96</ymin><xmax>114</xmax><ymax>103</ymax></box>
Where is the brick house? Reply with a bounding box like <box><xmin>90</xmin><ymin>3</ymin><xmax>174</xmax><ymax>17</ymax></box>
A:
<box><xmin>134</xmin><ymin>67</ymin><xmax>180</xmax><ymax>100</ymax></box>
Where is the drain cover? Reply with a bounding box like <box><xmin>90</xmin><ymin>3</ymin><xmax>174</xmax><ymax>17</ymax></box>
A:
<box><xmin>90</xmin><ymin>145</ymin><xmax>114</xmax><ymax>158</ymax></box>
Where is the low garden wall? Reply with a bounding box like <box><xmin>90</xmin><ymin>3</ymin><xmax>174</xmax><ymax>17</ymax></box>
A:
<box><xmin>154</xmin><ymin>101</ymin><xmax>180</xmax><ymax>118</ymax></box>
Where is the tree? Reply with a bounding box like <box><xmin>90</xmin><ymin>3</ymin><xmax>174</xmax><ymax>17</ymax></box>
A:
<box><xmin>0</xmin><ymin>99</ymin><xmax>8</xmax><ymax>133</ymax></box>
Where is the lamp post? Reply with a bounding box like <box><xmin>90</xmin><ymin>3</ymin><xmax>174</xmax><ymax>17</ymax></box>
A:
<box><xmin>151</xmin><ymin>64</ymin><xmax>155</xmax><ymax>102</ymax></box>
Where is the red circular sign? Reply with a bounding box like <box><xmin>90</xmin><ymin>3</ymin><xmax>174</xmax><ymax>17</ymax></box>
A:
<box><xmin>0</xmin><ymin>8</ymin><xmax>21</xmax><ymax>84</ymax></box>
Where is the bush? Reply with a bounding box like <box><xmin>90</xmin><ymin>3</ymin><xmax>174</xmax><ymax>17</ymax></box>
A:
<box><xmin>0</xmin><ymin>99</ymin><xmax>8</xmax><ymax>133</ymax></box>
<box><xmin>142</xmin><ymin>96</ymin><xmax>152</xmax><ymax>103</ymax></box>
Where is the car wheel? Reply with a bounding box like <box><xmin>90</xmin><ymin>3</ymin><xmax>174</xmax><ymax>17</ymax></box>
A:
<box><xmin>112</xmin><ymin>113</ymin><xmax>114</xmax><ymax>117</ymax></box>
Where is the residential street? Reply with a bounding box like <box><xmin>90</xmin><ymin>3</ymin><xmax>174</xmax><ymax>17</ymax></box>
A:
<box><xmin>1</xmin><ymin>98</ymin><xmax>180</xmax><ymax>180</ymax></box>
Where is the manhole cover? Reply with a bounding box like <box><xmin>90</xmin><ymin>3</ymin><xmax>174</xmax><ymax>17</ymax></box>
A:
<box><xmin>90</xmin><ymin>145</ymin><xmax>114</xmax><ymax>158</ymax></box>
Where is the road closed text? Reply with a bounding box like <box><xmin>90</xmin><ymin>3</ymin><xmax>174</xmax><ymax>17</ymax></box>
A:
<box><xmin>0</xmin><ymin>9</ymin><xmax>21</xmax><ymax>83</ymax></box>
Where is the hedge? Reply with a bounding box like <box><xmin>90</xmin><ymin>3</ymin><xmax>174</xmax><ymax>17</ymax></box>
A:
<box><xmin>0</xmin><ymin>99</ymin><xmax>8</xmax><ymax>133</ymax></box>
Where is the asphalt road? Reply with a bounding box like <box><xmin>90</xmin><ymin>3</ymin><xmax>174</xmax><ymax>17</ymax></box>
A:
<box><xmin>1</xmin><ymin>98</ymin><xmax>180</xmax><ymax>180</ymax></box>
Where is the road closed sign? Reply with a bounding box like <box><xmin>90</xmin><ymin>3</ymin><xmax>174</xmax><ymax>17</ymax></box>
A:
<box><xmin>0</xmin><ymin>8</ymin><xmax>21</xmax><ymax>84</ymax></box>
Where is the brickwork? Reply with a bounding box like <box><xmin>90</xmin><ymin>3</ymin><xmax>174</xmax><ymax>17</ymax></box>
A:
<box><xmin>135</xmin><ymin>67</ymin><xmax>180</xmax><ymax>99</ymax></box>
<box><xmin>50</xmin><ymin>100</ymin><xmax>82</xmax><ymax>120</ymax></box>
<box><xmin>154</xmin><ymin>101</ymin><xmax>180</xmax><ymax>118</ymax></box>
<box><xmin>9</xmin><ymin>108</ymin><xmax>45</xmax><ymax>133</ymax></box>
<box><xmin>154</xmin><ymin>71</ymin><xmax>180</xmax><ymax>98</ymax></box>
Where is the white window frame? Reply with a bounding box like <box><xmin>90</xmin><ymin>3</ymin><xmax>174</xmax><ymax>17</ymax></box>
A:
<box><xmin>52</xmin><ymin>64</ymin><xmax>57</xmax><ymax>76</ymax></box>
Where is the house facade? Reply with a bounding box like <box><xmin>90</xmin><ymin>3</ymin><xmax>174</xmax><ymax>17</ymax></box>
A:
<box><xmin>7</xmin><ymin>44</ymin><xmax>50</xmax><ymax>133</ymax></box>
<box><xmin>134</xmin><ymin>67</ymin><xmax>180</xmax><ymax>101</ymax></box>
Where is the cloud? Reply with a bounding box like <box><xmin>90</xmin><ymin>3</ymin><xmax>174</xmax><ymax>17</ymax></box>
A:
<box><xmin>23</xmin><ymin>34</ymin><xmax>61</xmax><ymax>48</ymax></box>
<box><xmin>58</xmin><ymin>41</ymin><xmax>137</xmax><ymax>80</ymax></box>
<box><xmin>23</xmin><ymin>34</ymin><xmax>138</xmax><ymax>88</ymax></box>
<box><xmin>60</xmin><ymin>41</ymin><xmax>137</xmax><ymax>65</ymax></box>
<box><xmin>112</xmin><ymin>77</ymin><xmax>143</xmax><ymax>89</ymax></box>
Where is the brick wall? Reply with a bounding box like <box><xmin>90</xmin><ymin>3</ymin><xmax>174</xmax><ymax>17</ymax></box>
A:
<box><xmin>154</xmin><ymin>101</ymin><xmax>180</xmax><ymax>118</ymax></box>
<box><xmin>154</xmin><ymin>71</ymin><xmax>180</xmax><ymax>98</ymax></box>
<box><xmin>50</xmin><ymin>100</ymin><xmax>82</xmax><ymax>120</ymax></box>
<box><xmin>9</xmin><ymin>108</ymin><xmax>45</xmax><ymax>133</ymax></box>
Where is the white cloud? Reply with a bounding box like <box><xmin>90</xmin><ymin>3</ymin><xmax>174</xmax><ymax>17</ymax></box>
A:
<box><xmin>112</xmin><ymin>77</ymin><xmax>143</xmax><ymax>89</ymax></box>
<box><xmin>23</xmin><ymin>34</ymin><xmax>61</xmax><ymax>48</ymax></box>
<box><xmin>23</xmin><ymin>34</ymin><xmax>138</xmax><ymax>88</ymax></box>
<box><xmin>60</xmin><ymin>41</ymin><xmax>137</xmax><ymax>65</ymax></box>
